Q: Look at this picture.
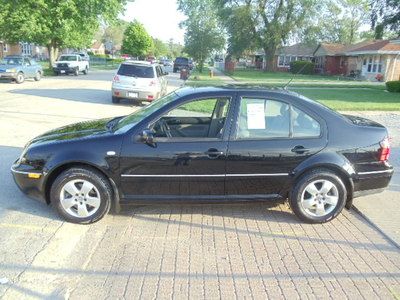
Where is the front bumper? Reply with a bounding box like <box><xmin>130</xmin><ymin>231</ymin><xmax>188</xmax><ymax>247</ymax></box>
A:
<box><xmin>53</xmin><ymin>66</ymin><xmax>76</xmax><ymax>74</ymax></box>
<box><xmin>0</xmin><ymin>72</ymin><xmax>17</xmax><ymax>79</ymax></box>
<box><xmin>11</xmin><ymin>161</ymin><xmax>47</xmax><ymax>203</ymax></box>
<box><xmin>111</xmin><ymin>86</ymin><xmax>160</xmax><ymax>102</ymax></box>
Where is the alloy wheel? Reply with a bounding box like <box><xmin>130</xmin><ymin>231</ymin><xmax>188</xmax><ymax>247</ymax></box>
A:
<box><xmin>300</xmin><ymin>179</ymin><xmax>339</xmax><ymax>217</ymax></box>
<box><xmin>59</xmin><ymin>179</ymin><xmax>101</xmax><ymax>218</ymax></box>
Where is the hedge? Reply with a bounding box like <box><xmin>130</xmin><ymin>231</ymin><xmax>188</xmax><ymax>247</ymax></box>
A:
<box><xmin>289</xmin><ymin>60</ymin><xmax>315</xmax><ymax>75</ymax></box>
<box><xmin>386</xmin><ymin>80</ymin><xmax>400</xmax><ymax>93</ymax></box>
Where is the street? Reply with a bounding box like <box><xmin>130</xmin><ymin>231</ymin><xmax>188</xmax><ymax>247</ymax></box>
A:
<box><xmin>0</xmin><ymin>70</ymin><xmax>399</xmax><ymax>299</ymax></box>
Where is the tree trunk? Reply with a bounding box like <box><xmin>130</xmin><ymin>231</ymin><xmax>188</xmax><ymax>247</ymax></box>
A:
<box><xmin>47</xmin><ymin>43</ymin><xmax>59</xmax><ymax>69</ymax></box>
<box><xmin>263</xmin><ymin>45</ymin><xmax>277</xmax><ymax>72</ymax></box>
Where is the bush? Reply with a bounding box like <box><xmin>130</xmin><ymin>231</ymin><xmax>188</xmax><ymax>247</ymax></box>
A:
<box><xmin>386</xmin><ymin>80</ymin><xmax>400</xmax><ymax>93</ymax></box>
<box><xmin>290</xmin><ymin>61</ymin><xmax>315</xmax><ymax>75</ymax></box>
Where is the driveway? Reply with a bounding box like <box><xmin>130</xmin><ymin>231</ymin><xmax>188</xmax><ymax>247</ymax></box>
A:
<box><xmin>0</xmin><ymin>71</ymin><xmax>399</xmax><ymax>299</ymax></box>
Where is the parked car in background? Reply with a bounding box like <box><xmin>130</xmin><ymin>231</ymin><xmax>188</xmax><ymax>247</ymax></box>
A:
<box><xmin>0</xmin><ymin>55</ymin><xmax>43</xmax><ymax>83</ymax></box>
<box><xmin>11</xmin><ymin>86</ymin><xmax>393</xmax><ymax>224</ymax></box>
<box><xmin>111</xmin><ymin>61</ymin><xmax>168</xmax><ymax>103</ymax></box>
<box><xmin>159</xmin><ymin>58</ymin><xmax>173</xmax><ymax>67</ymax></box>
<box><xmin>188</xmin><ymin>59</ymin><xmax>194</xmax><ymax>70</ymax></box>
<box><xmin>53</xmin><ymin>54</ymin><xmax>89</xmax><ymax>76</ymax></box>
<box><xmin>146</xmin><ymin>56</ymin><xmax>157</xmax><ymax>64</ymax></box>
<box><xmin>173</xmin><ymin>57</ymin><xmax>190</xmax><ymax>73</ymax></box>
<box><xmin>75</xmin><ymin>52</ymin><xmax>90</xmax><ymax>61</ymax></box>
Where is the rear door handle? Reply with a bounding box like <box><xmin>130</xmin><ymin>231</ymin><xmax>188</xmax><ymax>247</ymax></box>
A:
<box><xmin>291</xmin><ymin>145</ymin><xmax>310</xmax><ymax>154</ymax></box>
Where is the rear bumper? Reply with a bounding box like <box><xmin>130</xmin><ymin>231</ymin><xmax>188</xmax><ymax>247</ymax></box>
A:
<box><xmin>111</xmin><ymin>86</ymin><xmax>159</xmax><ymax>101</ymax></box>
<box><xmin>353</xmin><ymin>168</ymin><xmax>394</xmax><ymax>198</ymax></box>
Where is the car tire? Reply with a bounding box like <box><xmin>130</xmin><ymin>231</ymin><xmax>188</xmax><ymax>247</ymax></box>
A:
<box><xmin>34</xmin><ymin>71</ymin><xmax>42</xmax><ymax>81</ymax></box>
<box><xmin>289</xmin><ymin>169</ymin><xmax>347</xmax><ymax>223</ymax></box>
<box><xmin>50</xmin><ymin>167</ymin><xmax>112</xmax><ymax>224</ymax></box>
<box><xmin>15</xmin><ymin>72</ymin><xmax>25</xmax><ymax>84</ymax></box>
<box><xmin>83</xmin><ymin>67</ymin><xmax>88</xmax><ymax>75</ymax></box>
<box><xmin>112</xmin><ymin>96</ymin><xmax>120</xmax><ymax>103</ymax></box>
<box><xmin>74</xmin><ymin>68</ymin><xmax>79</xmax><ymax>76</ymax></box>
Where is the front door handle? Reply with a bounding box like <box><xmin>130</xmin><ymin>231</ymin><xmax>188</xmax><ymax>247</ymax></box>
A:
<box><xmin>291</xmin><ymin>145</ymin><xmax>310</xmax><ymax>154</ymax></box>
<box><xmin>205</xmin><ymin>148</ymin><xmax>224</xmax><ymax>158</ymax></box>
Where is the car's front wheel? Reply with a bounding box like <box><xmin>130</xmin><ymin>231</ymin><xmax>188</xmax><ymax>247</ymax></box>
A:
<box><xmin>50</xmin><ymin>167</ymin><xmax>112</xmax><ymax>224</ymax></box>
<box><xmin>290</xmin><ymin>169</ymin><xmax>347</xmax><ymax>223</ymax></box>
<box><xmin>83</xmin><ymin>66</ymin><xmax>89</xmax><ymax>75</ymax></box>
<box><xmin>15</xmin><ymin>72</ymin><xmax>25</xmax><ymax>84</ymax></box>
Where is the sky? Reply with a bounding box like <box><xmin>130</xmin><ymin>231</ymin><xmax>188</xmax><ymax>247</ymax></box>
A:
<box><xmin>121</xmin><ymin>0</ymin><xmax>186</xmax><ymax>44</ymax></box>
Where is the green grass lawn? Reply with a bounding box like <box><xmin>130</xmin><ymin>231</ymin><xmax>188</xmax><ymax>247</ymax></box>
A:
<box><xmin>291</xmin><ymin>88</ymin><xmax>400</xmax><ymax>111</ymax></box>
<box><xmin>229</xmin><ymin>69</ymin><xmax>386</xmax><ymax>89</ymax></box>
<box><xmin>186</xmin><ymin>67</ymin><xmax>223</xmax><ymax>86</ymax></box>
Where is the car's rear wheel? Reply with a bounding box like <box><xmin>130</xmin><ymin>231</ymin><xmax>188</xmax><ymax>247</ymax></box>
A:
<box><xmin>15</xmin><ymin>72</ymin><xmax>25</xmax><ymax>84</ymax></box>
<box><xmin>74</xmin><ymin>68</ymin><xmax>79</xmax><ymax>76</ymax></box>
<box><xmin>112</xmin><ymin>96</ymin><xmax>120</xmax><ymax>103</ymax></box>
<box><xmin>50</xmin><ymin>167</ymin><xmax>112</xmax><ymax>224</ymax></box>
<box><xmin>34</xmin><ymin>71</ymin><xmax>42</xmax><ymax>81</ymax></box>
<box><xmin>289</xmin><ymin>169</ymin><xmax>347</xmax><ymax>223</ymax></box>
<box><xmin>83</xmin><ymin>66</ymin><xmax>88</xmax><ymax>75</ymax></box>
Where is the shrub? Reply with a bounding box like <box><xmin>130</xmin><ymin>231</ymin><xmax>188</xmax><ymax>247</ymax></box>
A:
<box><xmin>290</xmin><ymin>60</ymin><xmax>315</xmax><ymax>75</ymax></box>
<box><xmin>386</xmin><ymin>80</ymin><xmax>400</xmax><ymax>93</ymax></box>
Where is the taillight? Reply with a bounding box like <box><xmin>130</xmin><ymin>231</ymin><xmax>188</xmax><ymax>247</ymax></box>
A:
<box><xmin>113</xmin><ymin>75</ymin><xmax>120</xmax><ymax>82</ymax></box>
<box><xmin>149</xmin><ymin>80</ymin><xmax>157</xmax><ymax>86</ymax></box>
<box><xmin>379</xmin><ymin>137</ymin><xmax>391</xmax><ymax>162</ymax></box>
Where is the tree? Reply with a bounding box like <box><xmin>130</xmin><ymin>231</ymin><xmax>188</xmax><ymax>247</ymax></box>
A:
<box><xmin>121</xmin><ymin>21</ymin><xmax>154</xmax><ymax>58</ymax></box>
<box><xmin>216</xmin><ymin>0</ymin><xmax>316</xmax><ymax>71</ymax></box>
<box><xmin>103</xmin><ymin>20</ymin><xmax>129</xmax><ymax>48</ymax></box>
<box><xmin>299</xmin><ymin>0</ymin><xmax>370</xmax><ymax>45</ymax></box>
<box><xmin>178</xmin><ymin>0</ymin><xmax>225</xmax><ymax>73</ymax></box>
<box><xmin>371</xmin><ymin>0</ymin><xmax>400</xmax><ymax>39</ymax></box>
<box><xmin>167</xmin><ymin>39</ymin><xmax>184</xmax><ymax>58</ymax></box>
<box><xmin>0</xmin><ymin>0</ymin><xmax>127</xmax><ymax>68</ymax></box>
<box><xmin>152</xmin><ymin>38</ymin><xmax>169</xmax><ymax>57</ymax></box>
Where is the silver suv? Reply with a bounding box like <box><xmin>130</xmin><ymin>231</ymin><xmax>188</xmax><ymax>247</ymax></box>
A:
<box><xmin>111</xmin><ymin>61</ymin><xmax>168</xmax><ymax>103</ymax></box>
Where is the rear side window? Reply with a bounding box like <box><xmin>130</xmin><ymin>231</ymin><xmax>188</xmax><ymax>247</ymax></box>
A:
<box><xmin>237</xmin><ymin>98</ymin><xmax>290</xmax><ymax>139</ymax></box>
<box><xmin>292</xmin><ymin>106</ymin><xmax>321</xmax><ymax>137</ymax></box>
<box><xmin>117</xmin><ymin>64</ymin><xmax>155</xmax><ymax>78</ymax></box>
<box><xmin>237</xmin><ymin>98</ymin><xmax>321</xmax><ymax>139</ymax></box>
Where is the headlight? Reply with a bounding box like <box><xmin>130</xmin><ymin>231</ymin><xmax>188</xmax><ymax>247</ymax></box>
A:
<box><xmin>52</xmin><ymin>64</ymin><xmax>56</xmax><ymax>68</ymax></box>
<box><xmin>6</xmin><ymin>68</ymin><xmax>16</xmax><ymax>73</ymax></box>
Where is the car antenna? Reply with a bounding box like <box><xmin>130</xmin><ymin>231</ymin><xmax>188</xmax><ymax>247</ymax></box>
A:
<box><xmin>283</xmin><ymin>63</ymin><xmax>309</xmax><ymax>90</ymax></box>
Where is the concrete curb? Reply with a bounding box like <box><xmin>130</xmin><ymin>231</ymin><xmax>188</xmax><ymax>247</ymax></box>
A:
<box><xmin>352</xmin><ymin>205</ymin><xmax>400</xmax><ymax>250</ymax></box>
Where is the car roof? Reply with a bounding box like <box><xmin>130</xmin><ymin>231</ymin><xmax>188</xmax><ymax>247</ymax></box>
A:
<box><xmin>123</xmin><ymin>60</ymin><xmax>153</xmax><ymax>65</ymax></box>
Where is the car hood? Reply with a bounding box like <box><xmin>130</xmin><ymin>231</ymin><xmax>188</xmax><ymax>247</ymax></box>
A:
<box><xmin>29</xmin><ymin>117</ymin><xmax>116</xmax><ymax>146</ymax></box>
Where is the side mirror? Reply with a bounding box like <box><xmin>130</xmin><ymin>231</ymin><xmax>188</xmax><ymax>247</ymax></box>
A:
<box><xmin>140</xmin><ymin>129</ymin><xmax>156</xmax><ymax>148</ymax></box>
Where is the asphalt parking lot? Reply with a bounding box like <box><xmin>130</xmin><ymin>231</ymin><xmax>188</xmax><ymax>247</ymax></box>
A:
<box><xmin>0</xmin><ymin>70</ymin><xmax>399</xmax><ymax>299</ymax></box>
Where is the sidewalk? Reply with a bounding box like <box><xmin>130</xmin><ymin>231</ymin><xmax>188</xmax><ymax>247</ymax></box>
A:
<box><xmin>210</xmin><ymin>67</ymin><xmax>236</xmax><ymax>84</ymax></box>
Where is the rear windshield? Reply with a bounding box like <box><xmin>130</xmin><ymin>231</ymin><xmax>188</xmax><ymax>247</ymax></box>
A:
<box><xmin>59</xmin><ymin>55</ymin><xmax>77</xmax><ymax>61</ymax></box>
<box><xmin>175</xmin><ymin>57</ymin><xmax>189</xmax><ymax>64</ymax></box>
<box><xmin>118</xmin><ymin>64</ymin><xmax>155</xmax><ymax>78</ymax></box>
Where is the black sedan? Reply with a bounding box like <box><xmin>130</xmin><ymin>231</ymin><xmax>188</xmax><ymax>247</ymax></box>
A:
<box><xmin>11</xmin><ymin>87</ymin><xmax>393</xmax><ymax>224</ymax></box>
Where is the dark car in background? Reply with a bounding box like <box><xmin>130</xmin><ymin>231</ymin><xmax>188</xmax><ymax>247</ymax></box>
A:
<box><xmin>173</xmin><ymin>57</ymin><xmax>192</xmax><ymax>73</ymax></box>
<box><xmin>0</xmin><ymin>56</ymin><xmax>43</xmax><ymax>83</ymax></box>
<box><xmin>11</xmin><ymin>86</ymin><xmax>393</xmax><ymax>224</ymax></box>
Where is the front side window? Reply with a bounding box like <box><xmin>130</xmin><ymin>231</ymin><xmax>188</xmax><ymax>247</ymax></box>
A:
<box><xmin>237</xmin><ymin>98</ymin><xmax>321</xmax><ymax>139</ymax></box>
<box><xmin>151</xmin><ymin>97</ymin><xmax>230</xmax><ymax>139</ymax></box>
<box><xmin>237</xmin><ymin>98</ymin><xmax>290</xmax><ymax>139</ymax></box>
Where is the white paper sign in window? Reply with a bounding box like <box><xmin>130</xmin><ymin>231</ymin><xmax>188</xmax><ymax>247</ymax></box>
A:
<box><xmin>247</xmin><ymin>102</ymin><xmax>265</xmax><ymax>129</ymax></box>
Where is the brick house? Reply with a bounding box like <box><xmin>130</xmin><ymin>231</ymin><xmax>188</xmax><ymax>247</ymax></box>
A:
<box><xmin>275</xmin><ymin>43</ymin><xmax>315</xmax><ymax>71</ymax></box>
<box><xmin>0</xmin><ymin>41</ymin><xmax>48</xmax><ymax>59</ymax></box>
<box><xmin>88</xmin><ymin>41</ymin><xmax>105</xmax><ymax>55</ymax></box>
<box><xmin>346</xmin><ymin>39</ymin><xmax>400</xmax><ymax>81</ymax></box>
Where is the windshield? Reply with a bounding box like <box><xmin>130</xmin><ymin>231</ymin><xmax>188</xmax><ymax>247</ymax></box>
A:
<box><xmin>2</xmin><ymin>58</ymin><xmax>23</xmax><ymax>65</ymax></box>
<box><xmin>114</xmin><ymin>92</ymin><xmax>179</xmax><ymax>132</ymax></box>
<box><xmin>59</xmin><ymin>55</ymin><xmax>77</xmax><ymax>61</ymax></box>
<box><xmin>117</xmin><ymin>64</ymin><xmax>155</xmax><ymax>78</ymax></box>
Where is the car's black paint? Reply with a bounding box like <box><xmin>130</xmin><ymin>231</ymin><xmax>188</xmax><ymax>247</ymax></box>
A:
<box><xmin>11</xmin><ymin>86</ymin><xmax>393</xmax><ymax>209</ymax></box>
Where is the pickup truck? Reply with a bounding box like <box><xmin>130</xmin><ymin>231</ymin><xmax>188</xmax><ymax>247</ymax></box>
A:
<box><xmin>53</xmin><ymin>54</ymin><xmax>89</xmax><ymax>76</ymax></box>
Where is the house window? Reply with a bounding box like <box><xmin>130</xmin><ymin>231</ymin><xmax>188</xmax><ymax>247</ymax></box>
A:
<box><xmin>3</xmin><ymin>43</ymin><xmax>7</xmax><ymax>52</ymax></box>
<box><xmin>20</xmin><ymin>42</ymin><xmax>32</xmax><ymax>55</ymax></box>
<box><xmin>366</xmin><ymin>55</ymin><xmax>382</xmax><ymax>73</ymax></box>
<box><xmin>315</xmin><ymin>56</ymin><xmax>324</xmax><ymax>69</ymax></box>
